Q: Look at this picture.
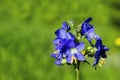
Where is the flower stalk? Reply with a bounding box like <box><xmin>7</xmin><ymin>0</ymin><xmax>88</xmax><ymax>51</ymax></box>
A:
<box><xmin>75</xmin><ymin>62</ymin><xmax>80</xmax><ymax>80</ymax></box>
<box><xmin>76</xmin><ymin>67</ymin><xmax>79</xmax><ymax>80</ymax></box>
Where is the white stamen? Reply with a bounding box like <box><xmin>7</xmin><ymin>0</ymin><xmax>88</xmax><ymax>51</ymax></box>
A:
<box><xmin>71</xmin><ymin>48</ymin><xmax>77</xmax><ymax>54</ymax></box>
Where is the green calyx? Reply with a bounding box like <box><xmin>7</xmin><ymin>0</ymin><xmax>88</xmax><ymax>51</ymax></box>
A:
<box><xmin>86</xmin><ymin>46</ymin><xmax>97</xmax><ymax>57</ymax></box>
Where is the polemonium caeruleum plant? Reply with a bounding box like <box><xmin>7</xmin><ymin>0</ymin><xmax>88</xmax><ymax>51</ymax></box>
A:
<box><xmin>51</xmin><ymin>17</ymin><xmax>109</xmax><ymax>80</ymax></box>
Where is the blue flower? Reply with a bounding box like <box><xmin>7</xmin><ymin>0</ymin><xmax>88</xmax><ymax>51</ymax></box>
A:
<box><xmin>93</xmin><ymin>39</ymin><xmax>109</xmax><ymax>66</ymax></box>
<box><xmin>51</xmin><ymin>50</ymin><xmax>63</xmax><ymax>65</ymax></box>
<box><xmin>51</xmin><ymin>37</ymin><xmax>68</xmax><ymax>65</ymax></box>
<box><xmin>51</xmin><ymin>22</ymin><xmax>76</xmax><ymax>65</ymax></box>
<box><xmin>81</xmin><ymin>17</ymin><xmax>100</xmax><ymax>45</ymax></box>
<box><xmin>81</xmin><ymin>18</ymin><xmax>109</xmax><ymax>67</ymax></box>
<box><xmin>51</xmin><ymin>22</ymin><xmax>75</xmax><ymax>65</ymax></box>
<box><xmin>55</xmin><ymin>22</ymin><xmax>75</xmax><ymax>40</ymax></box>
<box><xmin>61</xmin><ymin>21</ymin><xmax>71</xmax><ymax>31</ymax></box>
<box><xmin>51</xmin><ymin>20</ymin><xmax>109</xmax><ymax>67</ymax></box>
<box><xmin>65</xmin><ymin>40</ymin><xmax>85</xmax><ymax>64</ymax></box>
<box><xmin>81</xmin><ymin>17</ymin><xmax>93</xmax><ymax>35</ymax></box>
<box><xmin>51</xmin><ymin>39</ymin><xmax>86</xmax><ymax>65</ymax></box>
<box><xmin>53</xmin><ymin>38</ymin><xmax>67</xmax><ymax>50</ymax></box>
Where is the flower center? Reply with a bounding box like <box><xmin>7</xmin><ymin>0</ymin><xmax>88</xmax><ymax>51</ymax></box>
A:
<box><xmin>54</xmin><ymin>50</ymin><xmax>59</xmax><ymax>54</ymax></box>
<box><xmin>71</xmin><ymin>48</ymin><xmax>77</xmax><ymax>54</ymax></box>
<box><xmin>56</xmin><ymin>41</ymin><xmax>61</xmax><ymax>46</ymax></box>
<box><xmin>89</xmin><ymin>32</ymin><xmax>99</xmax><ymax>40</ymax></box>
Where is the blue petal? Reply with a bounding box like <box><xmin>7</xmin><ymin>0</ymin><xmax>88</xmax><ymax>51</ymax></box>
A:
<box><xmin>102</xmin><ymin>45</ymin><xmax>109</xmax><ymax>51</ymax></box>
<box><xmin>96</xmin><ymin>38</ymin><xmax>102</xmax><ymax>45</ymax></box>
<box><xmin>94</xmin><ymin>50</ymin><xmax>100</xmax><ymax>59</ymax></box>
<box><xmin>81</xmin><ymin>23</ymin><xmax>93</xmax><ymax>35</ymax></box>
<box><xmin>95</xmin><ymin>34</ymin><xmax>101</xmax><ymax>40</ymax></box>
<box><xmin>85</xmin><ymin>32</ymin><xmax>100</xmax><ymax>42</ymax></box>
<box><xmin>55</xmin><ymin>29</ymin><xmax>67</xmax><ymax>39</ymax></box>
<box><xmin>95</xmin><ymin>38</ymin><xmax>102</xmax><ymax>48</ymax></box>
<box><xmin>93</xmin><ymin>51</ymin><xmax>100</xmax><ymax>66</ymax></box>
<box><xmin>85</xmin><ymin>28</ymin><xmax>94</xmax><ymax>35</ymax></box>
<box><xmin>55</xmin><ymin>29</ymin><xmax>74</xmax><ymax>40</ymax></box>
<box><xmin>84</xmin><ymin>17</ymin><xmax>92</xmax><ymax>23</ymax></box>
<box><xmin>76</xmin><ymin>42</ymin><xmax>84</xmax><ymax>51</ymax></box>
<box><xmin>51</xmin><ymin>53</ymin><xmax>57</xmax><ymax>58</ymax></box>
<box><xmin>55</xmin><ymin>60</ymin><xmax>61</xmax><ymax>65</ymax></box>
<box><xmin>53</xmin><ymin>38</ymin><xmax>61</xmax><ymax>45</ymax></box>
<box><xmin>66</xmin><ymin>32</ymin><xmax>75</xmax><ymax>40</ymax></box>
<box><xmin>64</xmin><ymin>50</ymin><xmax>70</xmax><ymax>56</ymax></box>
<box><xmin>62</xmin><ymin>22</ymin><xmax>71</xmax><ymax>31</ymax></box>
<box><xmin>75</xmin><ymin>53</ymin><xmax>85</xmax><ymax>61</ymax></box>
<box><xmin>66</xmin><ymin>54</ymin><xmax>72</xmax><ymax>63</ymax></box>
<box><xmin>93</xmin><ymin>60</ymin><xmax>97</xmax><ymax>67</ymax></box>
<box><xmin>101</xmin><ymin>53</ymin><xmax>107</xmax><ymax>58</ymax></box>
<box><xmin>55</xmin><ymin>29</ymin><xmax>61</xmax><ymax>36</ymax></box>
<box><xmin>67</xmin><ymin>40</ymin><xmax>76</xmax><ymax>48</ymax></box>
<box><xmin>53</xmin><ymin>38</ymin><xmax>62</xmax><ymax>49</ymax></box>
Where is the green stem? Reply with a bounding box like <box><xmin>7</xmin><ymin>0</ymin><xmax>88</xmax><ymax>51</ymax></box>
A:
<box><xmin>75</xmin><ymin>63</ymin><xmax>80</xmax><ymax>80</ymax></box>
<box><xmin>76</xmin><ymin>68</ymin><xmax>79</xmax><ymax>80</ymax></box>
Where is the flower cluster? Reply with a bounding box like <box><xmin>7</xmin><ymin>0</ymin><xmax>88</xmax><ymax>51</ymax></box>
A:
<box><xmin>51</xmin><ymin>17</ymin><xmax>109</xmax><ymax>68</ymax></box>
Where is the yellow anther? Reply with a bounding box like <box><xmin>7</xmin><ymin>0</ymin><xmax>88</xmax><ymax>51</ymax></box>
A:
<box><xmin>53</xmin><ymin>50</ymin><xmax>59</xmax><ymax>57</ymax></box>
<box><xmin>71</xmin><ymin>56</ymin><xmax>77</xmax><ymax>64</ymax></box>
<box><xmin>54</xmin><ymin>50</ymin><xmax>59</xmax><ymax>54</ymax></box>
<box><xmin>100</xmin><ymin>58</ymin><xmax>105</xmax><ymax>64</ymax></box>
<box><xmin>99</xmin><ymin>60</ymin><xmax>104</xmax><ymax>65</ymax></box>
<box><xmin>98</xmin><ymin>58</ymin><xmax>105</xmax><ymax>67</ymax></box>
<box><xmin>98</xmin><ymin>63</ymin><xmax>102</xmax><ymax>67</ymax></box>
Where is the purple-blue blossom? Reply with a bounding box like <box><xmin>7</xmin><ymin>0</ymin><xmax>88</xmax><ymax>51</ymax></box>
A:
<box><xmin>81</xmin><ymin>17</ymin><xmax>100</xmax><ymax>44</ymax></box>
<box><xmin>81</xmin><ymin>18</ymin><xmax>109</xmax><ymax>67</ymax></box>
<box><xmin>93</xmin><ymin>39</ymin><xmax>109</xmax><ymax>66</ymax></box>
<box><xmin>55</xmin><ymin>22</ymin><xmax>74</xmax><ymax>40</ymax></box>
<box><xmin>51</xmin><ymin>18</ymin><xmax>109</xmax><ymax>68</ymax></box>
<box><xmin>51</xmin><ymin>22</ymin><xmax>86</xmax><ymax>65</ymax></box>
<box><xmin>65</xmin><ymin>40</ymin><xmax>85</xmax><ymax>64</ymax></box>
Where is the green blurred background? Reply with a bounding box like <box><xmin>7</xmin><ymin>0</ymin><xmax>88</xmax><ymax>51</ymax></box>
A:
<box><xmin>0</xmin><ymin>0</ymin><xmax>120</xmax><ymax>80</ymax></box>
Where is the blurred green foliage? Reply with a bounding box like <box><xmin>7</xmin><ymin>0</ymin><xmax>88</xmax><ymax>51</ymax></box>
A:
<box><xmin>0</xmin><ymin>0</ymin><xmax>120</xmax><ymax>80</ymax></box>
